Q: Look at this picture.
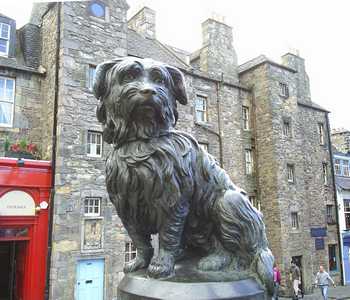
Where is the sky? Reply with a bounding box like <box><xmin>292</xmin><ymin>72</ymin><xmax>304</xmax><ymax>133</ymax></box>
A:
<box><xmin>1</xmin><ymin>0</ymin><xmax>349</xmax><ymax>130</ymax></box>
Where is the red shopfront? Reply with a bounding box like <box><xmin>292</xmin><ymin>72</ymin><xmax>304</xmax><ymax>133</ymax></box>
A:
<box><xmin>0</xmin><ymin>158</ymin><xmax>52</xmax><ymax>300</ymax></box>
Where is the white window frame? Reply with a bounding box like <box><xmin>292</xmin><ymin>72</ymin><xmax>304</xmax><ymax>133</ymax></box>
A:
<box><xmin>283</xmin><ymin>120</ymin><xmax>291</xmax><ymax>137</ymax></box>
<box><xmin>87</xmin><ymin>131</ymin><xmax>103</xmax><ymax>157</ymax></box>
<box><xmin>245</xmin><ymin>149</ymin><xmax>253</xmax><ymax>175</ymax></box>
<box><xmin>242</xmin><ymin>106</ymin><xmax>250</xmax><ymax>130</ymax></box>
<box><xmin>0</xmin><ymin>23</ymin><xmax>10</xmax><ymax>57</ymax></box>
<box><xmin>124</xmin><ymin>241</ymin><xmax>137</xmax><ymax>264</ymax></box>
<box><xmin>0</xmin><ymin>76</ymin><xmax>15</xmax><ymax>127</ymax></box>
<box><xmin>334</xmin><ymin>159</ymin><xmax>341</xmax><ymax>175</ymax></box>
<box><xmin>249</xmin><ymin>195</ymin><xmax>261</xmax><ymax>211</ymax></box>
<box><xmin>322</xmin><ymin>163</ymin><xmax>328</xmax><ymax>185</ymax></box>
<box><xmin>279</xmin><ymin>82</ymin><xmax>289</xmax><ymax>98</ymax></box>
<box><xmin>291</xmin><ymin>212</ymin><xmax>299</xmax><ymax>229</ymax></box>
<box><xmin>344</xmin><ymin>200</ymin><xmax>350</xmax><ymax>230</ymax></box>
<box><xmin>84</xmin><ymin>197</ymin><xmax>101</xmax><ymax>217</ymax></box>
<box><xmin>342</xmin><ymin>159</ymin><xmax>350</xmax><ymax>177</ymax></box>
<box><xmin>195</xmin><ymin>95</ymin><xmax>207</xmax><ymax>123</ymax></box>
<box><xmin>318</xmin><ymin>123</ymin><xmax>325</xmax><ymax>145</ymax></box>
<box><xmin>88</xmin><ymin>65</ymin><xmax>96</xmax><ymax>90</ymax></box>
<box><xmin>198</xmin><ymin>142</ymin><xmax>208</xmax><ymax>152</ymax></box>
<box><xmin>287</xmin><ymin>164</ymin><xmax>295</xmax><ymax>183</ymax></box>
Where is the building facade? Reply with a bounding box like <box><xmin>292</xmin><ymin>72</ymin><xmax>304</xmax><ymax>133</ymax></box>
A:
<box><xmin>0</xmin><ymin>1</ymin><xmax>341</xmax><ymax>299</ymax></box>
<box><xmin>332</xmin><ymin>130</ymin><xmax>350</xmax><ymax>285</ymax></box>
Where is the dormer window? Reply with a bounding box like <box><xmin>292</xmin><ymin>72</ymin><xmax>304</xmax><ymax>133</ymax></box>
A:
<box><xmin>0</xmin><ymin>23</ymin><xmax>10</xmax><ymax>56</ymax></box>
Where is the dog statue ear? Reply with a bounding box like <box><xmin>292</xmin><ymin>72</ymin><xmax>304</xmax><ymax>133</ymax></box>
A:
<box><xmin>93</xmin><ymin>58</ymin><xmax>124</xmax><ymax>100</ymax></box>
<box><xmin>166</xmin><ymin>65</ymin><xmax>188</xmax><ymax>105</ymax></box>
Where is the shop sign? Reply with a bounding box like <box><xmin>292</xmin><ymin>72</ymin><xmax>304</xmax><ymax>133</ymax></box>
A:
<box><xmin>0</xmin><ymin>190</ymin><xmax>36</xmax><ymax>216</ymax></box>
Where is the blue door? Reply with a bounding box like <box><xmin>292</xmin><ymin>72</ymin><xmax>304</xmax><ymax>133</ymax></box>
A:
<box><xmin>344</xmin><ymin>244</ymin><xmax>350</xmax><ymax>284</ymax></box>
<box><xmin>75</xmin><ymin>259</ymin><xmax>104</xmax><ymax>300</ymax></box>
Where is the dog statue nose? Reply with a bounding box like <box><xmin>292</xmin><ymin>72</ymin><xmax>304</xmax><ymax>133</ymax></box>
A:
<box><xmin>140</xmin><ymin>88</ymin><xmax>156</xmax><ymax>96</ymax></box>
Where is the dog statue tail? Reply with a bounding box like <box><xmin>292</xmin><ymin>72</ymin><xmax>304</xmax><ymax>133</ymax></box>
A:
<box><xmin>215</xmin><ymin>190</ymin><xmax>274</xmax><ymax>294</ymax></box>
<box><xmin>254</xmin><ymin>247</ymin><xmax>274</xmax><ymax>295</ymax></box>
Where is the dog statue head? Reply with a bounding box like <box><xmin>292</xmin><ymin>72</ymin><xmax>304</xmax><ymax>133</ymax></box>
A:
<box><xmin>93</xmin><ymin>57</ymin><xmax>188</xmax><ymax>145</ymax></box>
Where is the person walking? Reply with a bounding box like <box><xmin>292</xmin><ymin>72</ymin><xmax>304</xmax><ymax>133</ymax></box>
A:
<box><xmin>290</xmin><ymin>260</ymin><xmax>301</xmax><ymax>299</ymax></box>
<box><xmin>273</xmin><ymin>262</ymin><xmax>281</xmax><ymax>300</ymax></box>
<box><xmin>314</xmin><ymin>265</ymin><xmax>336</xmax><ymax>300</ymax></box>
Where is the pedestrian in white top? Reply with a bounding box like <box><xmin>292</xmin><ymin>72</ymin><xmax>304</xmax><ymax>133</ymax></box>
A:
<box><xmin>314</xmin><ymin>265</ymin><xmax>336</xmax><ymax>300</ymax></box>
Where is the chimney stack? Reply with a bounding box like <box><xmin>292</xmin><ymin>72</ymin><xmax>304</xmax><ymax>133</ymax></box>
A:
<box><xmin>128</xmin><ymin>7</ymin><xmax>156</xmax><ymax>39</ymax></box>
<box><xmin>200</xmin><ymin>15</ymin><xmax>238</xmax><ymax>82</ymax></box>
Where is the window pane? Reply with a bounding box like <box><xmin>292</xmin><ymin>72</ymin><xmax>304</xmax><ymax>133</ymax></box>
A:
<box><xmin>0</xmin><ymin>78</ymin><xmax>4</xmax><ymax>97</ymax></box>
<box><xmin>5</xmin><ymin>79</ymin><xmax>14</xmax><ymax>100</ymax></box>
<box><xmin>96</xmin><ymin>145</ymin><xmax>101</xmax><ymax>155</ymax></box>
<box><xmin>0</xmin><ymin>40</ymin><xmax>7</xmax><ymax>54</ymax></box>
<box><xmin>0</xmin><ymin>23</ymin><xmax>10</xmax><ymax>39</ymax></box>
<box><xmin>0</xmin><ymin>102</ymin><xmax>13</xmax><ymax>125</ymax></box>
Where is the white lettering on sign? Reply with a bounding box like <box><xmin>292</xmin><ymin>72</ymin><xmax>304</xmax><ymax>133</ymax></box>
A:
<box><xmin>0</xmin><ymin>190</ymin><xmax>36</xmax><ymax>216</ymax></box>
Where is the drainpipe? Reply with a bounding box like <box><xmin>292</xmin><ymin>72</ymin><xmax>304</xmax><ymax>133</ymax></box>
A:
<box><xmin>216</xmin><ymin>73</ymin><xmax>224</xmax><ymax>168</ymax></box>
<box><xmin>326</xmin><ymin>112</ymin><xmax>344</xmax><ymax>285</ymax></box>
<box><xmin>45</xmin><ymin>2</ymin><xmax>61</xmax><ymax>299</ymax></box>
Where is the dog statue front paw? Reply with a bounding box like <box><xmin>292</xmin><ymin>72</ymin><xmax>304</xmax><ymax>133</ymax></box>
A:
<box><xmin>124</xmin><ymin>255</ymin><xmax>150</xmax><ymax>273</ymax></box>
<box><xmin>147</xmin><ymin>251</ymin><xmax>175</xmax><ymax>279</ymax></box>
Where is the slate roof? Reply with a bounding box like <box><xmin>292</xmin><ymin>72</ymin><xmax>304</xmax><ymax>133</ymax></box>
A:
<box><xmin>127</xmin><ymin>29</ymin><xmax>190</xmax><ymax>69</ymax></box>
<box><xmin>0</xmin><ymin>56</ymin><xmax>43</xmax><ymax>74</ymax></box>
<box><xmin>336</xmin><ymin>176</ymin><xmax>350</xmax><ymax>190</ymax></box>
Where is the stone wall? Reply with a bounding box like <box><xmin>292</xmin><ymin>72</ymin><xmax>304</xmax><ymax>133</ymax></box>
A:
<box><xmin>48</xmin><ymin>1</ymin><xmax>130</xmax><ymax>299</ymax></box>
<box><xmin>240</xmin><ymin>60</ymin><xmax>340</xmax><ymax>294</ymax></box>
<box><xmin>331</xmin><ymin>129</ymin><xmax>350</xmax><ymax>153</ymax></box>
<box><xmin>0</xmin><ymin>68</ymin><xmax>43</xmax><ymax>156</ymax></box>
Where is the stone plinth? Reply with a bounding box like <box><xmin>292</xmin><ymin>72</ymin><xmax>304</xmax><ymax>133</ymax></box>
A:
<box><xmin>117</xmin><ymin>258</ymin><xmax>267</xmax><ymax>300</ymax></box>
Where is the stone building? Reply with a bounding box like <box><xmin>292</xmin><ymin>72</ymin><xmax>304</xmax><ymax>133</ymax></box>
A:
<box><xmin>332</xmin><ymin>128</ymin><xmax>350</xmax><ymax>154</ymax></box>
<box><xmin>0</xmin><ymin>1</ymin><xmax>341</xmax><ymax>299</ymax></box>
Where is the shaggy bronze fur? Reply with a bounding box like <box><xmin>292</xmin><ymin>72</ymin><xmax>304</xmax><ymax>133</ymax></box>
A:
<box><xmin>93</xmin><ymin>57</ymin><xmax>274</xmax><ymax>291</ymax></box>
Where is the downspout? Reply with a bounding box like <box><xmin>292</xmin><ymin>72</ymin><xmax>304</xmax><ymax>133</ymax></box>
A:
<box><xmin>216</xmin><ymin>73</ymin><xmax>224</xmax><ymax>168</ymax></box>
<box><xmin>326</xmin><ymin>112</ymin><xmax>344</xmax><ymax>285</ymax></box>
<box><xmin>45</xmin><ymin>2</ymin><xmax>61</xmax><ymax>299</ymax></box>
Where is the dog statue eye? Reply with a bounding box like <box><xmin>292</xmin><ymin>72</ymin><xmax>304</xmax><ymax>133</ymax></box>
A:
<box><xmin>121</xmin><ymin>73</ymin><xmax>135</xmax><ymax>84</ymax></box>
<box><xmin>152</xmin><ymin>75</ymin><xmax>164</xmax><ymax>84</ymax></box>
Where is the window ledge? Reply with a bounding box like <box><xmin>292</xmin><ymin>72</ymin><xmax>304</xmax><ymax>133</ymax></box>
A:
<box><xmin>0</xmin><ymin>127</ymin><xmax>19</xmax><ymax>133</ymax></box>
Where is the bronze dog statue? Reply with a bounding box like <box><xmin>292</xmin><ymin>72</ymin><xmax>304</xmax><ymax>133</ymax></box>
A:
<box><xmin>93</xmin><ymin>57</ymin><xmax>274</xmax><ymax>291</ymax></box>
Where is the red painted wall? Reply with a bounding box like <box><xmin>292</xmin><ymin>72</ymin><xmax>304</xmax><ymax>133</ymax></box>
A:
<box><xmin>0</xmin><ymin>158</ymin><xmax>52</xmax><ymax>300</ymax></box>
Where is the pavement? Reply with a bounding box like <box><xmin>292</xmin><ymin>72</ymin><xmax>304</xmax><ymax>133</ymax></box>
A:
<box><xmin>280</xmin><ymin>285</ymin><xmax>350</xmax><ymax>300</ymax></box>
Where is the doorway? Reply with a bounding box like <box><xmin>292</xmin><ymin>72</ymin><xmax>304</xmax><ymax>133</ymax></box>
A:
<box><xmin>76</xmin><ymin>259</ymin><xmax>104</xmax><ymax>300</ymax></box>
<box><xmin>292</xmin><ymin>255</ymin><xmax>304</xmax><ymax>295</ymax></box>
<box><xmin>0</xmin><ymin>241</ymin><xmax>26</xmax><ymax>300</ymax></box>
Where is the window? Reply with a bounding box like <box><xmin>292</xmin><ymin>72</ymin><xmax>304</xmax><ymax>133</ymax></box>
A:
<box><xmin>245</xmin><ymin>149</ymin><xmax>253</xmax><ymax>175</ymax></box>
<box><xmin>322</xmin><ymin>163</ymin><xmax>328</xmax><ymax>185</ymax></box>
<box><xmin>87</xmin><ymin>131</ymin><xmax>102</xmax><ymax>157</ymax></box>
<box><xmin>198</xmin><ymin>142</ymin><xmax>208</xmax><ymax>152</ymax></box>
<box><xmin>0</xmin><ymin>77</ymin><xmax>15</xmax><ymax>127</ymax></box>
<box><xmin>326</xmin><ymin>205</ymin><xmax>335</xmax><ymax>224</ymax></box>
<box><xmin>249</xmin><ymin>196</ymin><xmax>261</xmax><ymax>211</ymax></box>
<box><xmin>334</xmin><ymin>159</ymin><xmax>341</xmax><ymax>175</ymax></box>
<box><xmin>328</xmin><ymin>244</ymin><xmax>337</xmax><ymax>272</ymax></box>
<box><xmin>242</xmin><ymin>106</ymin><xmax>250</xmax><ymax>130</ymax></box>
<box><xmin>283</xmin><ymin>120</ymin><xmax>291</xmax><ymax>137</ymax></box>
<box><xmin>0</xmin><ymin>23</ymin><xmax>10</xmax><ymax>56</ymax></box>
<box><xmin>287</xmin><ymin>164</ymin><xmax>295</xmax><ymax>183</ymax></box>
<box><xmin>124</xmin><ymin>241</ymin><xmax>137</xmax><ymax>263</ymax></box>
<box><xmin>344</xmin><ymin>200</ymin><xmax>350</xmax><ymax>230</ymax></box>
<box><xmin>88</xmin><ymin>65</ymin><xmax>96</xmax><ymax>90</ymax></box>
<box><xmin>84</xmin><ymin>197</ymin><xmax>101</xmax><ymax>216</ymax></box>
<box><xmin>279</xmin><ymin>82</ymin><xmax>289</xmax><ymax>98</ymax></box>
<box><xmin>89</xmin><ymin>1</ymin><xmax>106</xmax><ymax>18</ymax></box>
<box><xmin>195</xmin><ymin>95</ymin><xmax>207</xmax><ymax>122</ymax></box>
<box><xmin>342</xmin><ymin>160</ymin><xmax>350</xmax><ymax>177</ymax></box>
<box><xmin>291</xmin><ymin>212</ymin><xmax>299</xmax><ymax>229</ymax></box>
<box><xmin>318</xmin><ymin>123</ymin><xmax>325</xmax><ymax>145</ymax></box>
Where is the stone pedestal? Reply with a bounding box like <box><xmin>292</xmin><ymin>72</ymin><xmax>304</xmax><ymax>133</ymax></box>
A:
<box><xmin>117</xmin><ymin>258</ymin><xmax>267</xmax><ymax>300</ymax></box>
